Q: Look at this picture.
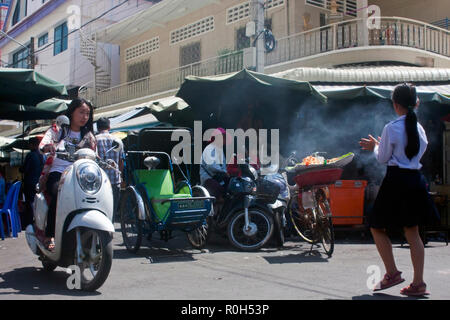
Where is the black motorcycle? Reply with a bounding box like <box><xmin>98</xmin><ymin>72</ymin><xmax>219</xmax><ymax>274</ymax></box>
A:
<box><xmin>192</xmin><ymin>162</ymin><xmax>280</xmax><ymax>251</ymax></box>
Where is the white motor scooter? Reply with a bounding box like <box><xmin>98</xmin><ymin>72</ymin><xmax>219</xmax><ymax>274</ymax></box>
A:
<box><xmin>25</xmin><ymin>142</ymin><xmax>121</xmax><ymax>291</ymax></box>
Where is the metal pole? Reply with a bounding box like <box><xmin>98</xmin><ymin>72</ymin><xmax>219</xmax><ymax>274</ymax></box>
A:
<box><xmin>29</xmin><ymin>37</ymin><xmax>35</xmax><ymax>69</ymax></box>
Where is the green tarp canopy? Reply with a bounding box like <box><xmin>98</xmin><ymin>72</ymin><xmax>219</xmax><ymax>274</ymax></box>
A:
<box><xmin>0</xmin><ymin>68</ymin><xmax>68</xmax><ymax>121</ymax></box>
<box><xmin>175</xmin><ymin>69</ymin><xmax>327</xmax><ymax>129</ymax></box>
<box><xmin>99</xmin><ymin>96</ymin><xmax>187</xmax><ymax>132</ymax></box>
<box><xmin>36</xmin><ymin>98</ymin><xmax>71</xmax><ymax>113</ymax></box>
<box><xmin>0</xmin><ymin>68</ymin><xmax>67</xmax><ymax>106</ymax></box>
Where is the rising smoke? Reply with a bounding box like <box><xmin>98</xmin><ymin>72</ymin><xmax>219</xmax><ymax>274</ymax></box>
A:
<box><xmin>283</xmin><ymin>97</ymin><xmax>398</xmax><ymax>184</ymax></box>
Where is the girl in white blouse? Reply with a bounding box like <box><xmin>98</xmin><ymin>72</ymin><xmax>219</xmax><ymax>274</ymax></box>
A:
<box><xmin>360</xmin><ymin>83</ymin><xmax>432</xmax><ymax>297</ymax></box>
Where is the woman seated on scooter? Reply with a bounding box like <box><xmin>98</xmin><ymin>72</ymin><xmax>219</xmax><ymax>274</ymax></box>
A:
<box><xmin>200</xmin><ymin>128</ymin><xmax>231</xmax><ymax>210</ymax></box>
<box><xmin>39</xmin><ymin>98</ymin><xmax>97</xmax><ymax>251</ymax></box>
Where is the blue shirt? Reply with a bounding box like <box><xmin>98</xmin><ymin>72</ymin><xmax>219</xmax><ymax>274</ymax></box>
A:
<box><xmin>374</xmin><ymin>115</ymin><xmax>428</xmax><ymax>170</ymax></box>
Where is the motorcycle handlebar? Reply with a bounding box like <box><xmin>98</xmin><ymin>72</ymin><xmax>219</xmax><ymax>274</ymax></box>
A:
<box><xmin>45</xmin><ymin>152</ymin><xmax>121</xmax><ymax>173</ymax></box>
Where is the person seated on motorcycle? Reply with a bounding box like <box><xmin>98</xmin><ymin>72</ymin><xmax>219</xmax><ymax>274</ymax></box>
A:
<box><xmin>39</xmin><ymin>98</ymin><xmax>97</xmax><ymax>251</ymax></box>
<box><xmin>227</xmin><ymin>147</ymin><xmax>260</xmax><ymax>177</ymax></box>
<box><xmin>200</xmin><ymin>128</ymin><xmax>231</xmax><ymax>210</ymax></box>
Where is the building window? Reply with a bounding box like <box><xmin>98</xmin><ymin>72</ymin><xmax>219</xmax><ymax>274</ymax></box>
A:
<box><xmin>12</xmin><ymin>0</ymin><xmax>20</xmax><ymax>25</ymax></box>
<box><xmin>170</xmin><ymin>16</ymin><xmax>214</xmax><ymax>45</ymax></box>
<box><xmin>226</xmin><ymin>1</ymin><xmax>284</xmax><ymax>25</ymax></box>
<box><xmin>38</xmin><ymin>33</ymin><xmax>48</xmax><ymax>47</ymax></box>
<box><xmin>125</xmin><ymin>37</ymin><xmax>160</xmax><ymax>62</ymax></box>
<box><xmin>305</xmin><ymin>0</ymin><xmax>357</xmax><ymax>17</ymax></box>
<box><xmin>179</xmin><ymin>42</ymin><xmax>201</xmax><ymax>67</ymax></box>
<box><xmin>53</xmin><ymin>22</ymin><xmax>68</xmax><ymax>56</ymax></box>
<box><xmin>127</xmin><ymin>60</ymin><xmax>150</xmax><ymax>82</ymax></box>
<box><xmin>12</xmin><ymin>46</ymin><xmax>30</xmax><ymax>68</ymax></box>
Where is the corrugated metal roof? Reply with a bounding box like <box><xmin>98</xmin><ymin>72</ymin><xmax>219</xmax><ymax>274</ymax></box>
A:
<box><xmin>274</xmin><ymin>66</ymin><xmax>450</xmax><ymax>83</ymax></box>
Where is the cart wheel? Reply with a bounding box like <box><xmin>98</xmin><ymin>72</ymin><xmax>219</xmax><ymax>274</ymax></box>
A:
<box><xmin>119</xmin><ymin>189</ymin><xmax>143</xmax><ymax>253</ymax></box>
<box><xmin>288</xmin><ymin>193</ymin><xmax>315</xmax><ymax>243</ymax></box>
<box><xmin>186</xmin><ymin>219</ymin><xmax>209</xmax><ymax>249</ymax></box>
<box><xmin>316</xmin><ymin>197</ymin><xmax>334</xmax><ymax>257</ymax></box>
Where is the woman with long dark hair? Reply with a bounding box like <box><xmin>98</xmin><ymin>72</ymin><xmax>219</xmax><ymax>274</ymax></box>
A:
<box><xmin>39</xmin><ymin>98</ymin><xmax>97</xmax><ymax>250</ymax></box>
<box><xmin>360</xmin><ymin>83</ymin><xmax>431</xmax><ymax>296</ymax></box>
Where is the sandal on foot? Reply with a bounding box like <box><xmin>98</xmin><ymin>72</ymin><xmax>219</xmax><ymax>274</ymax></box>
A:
<box><xmin>400</xmin><ymin>283</ymin><xmax>430</xmax><ymax>296</ymax></box>
<box><xmin>44</xmin><ymin>238</ymin><xmax>55</xmax><ymax>251</ymax></box>
<box><xmin>373</xmin><ymin>271</ymin><xmax>405</xmax><ymax>291</ymax></box>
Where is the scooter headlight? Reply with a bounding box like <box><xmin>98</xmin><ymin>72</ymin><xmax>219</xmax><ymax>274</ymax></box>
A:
<box><xmin>76</xmin><ymin>163</ymin><xmax>102</xmax><ymax>194</ymax></box>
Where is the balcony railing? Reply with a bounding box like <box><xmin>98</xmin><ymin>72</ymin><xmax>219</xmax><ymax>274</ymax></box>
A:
<box><xmin>91</xmin><ymin>17</ymin><xmax>450</xmax><ymax>109</ymax></box>
<box><xmin>432</xmin><ymin>18</ymin><xmax>449</xmax><ymax>30</ymax></box>
<box><xmin>266</xmin><ymin>16</ymin><xmax>450</xmax><ymax>66</ymax></box>
<box><xmin>94</xmin><ymin>50</ymin><xmax>243</xmax><ymax>108</ymax></box>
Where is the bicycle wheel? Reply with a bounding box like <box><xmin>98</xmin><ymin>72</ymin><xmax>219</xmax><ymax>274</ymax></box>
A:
<box><xmin>316</xmin><ymin>196</ymin><xmax>334</xmax><ymax>257</ymax></box>
<box><xmin>287</xmin><ymin>192</ymin><xmax>315</xmax><ymax>243</ymax></box>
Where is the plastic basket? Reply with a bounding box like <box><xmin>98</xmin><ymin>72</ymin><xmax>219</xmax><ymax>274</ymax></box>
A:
<box><xmin>256</xmin><ymin>178</ymin><xmax>280</xmax><ymax>203</ymax></box>
<box><xmin>289</xmin><ymin>153</ymin><xmax>355</xmax><ymax>173</ymax></box>
<box><xmin>293</xmin><ymin>168</ymin><xmax>344</xmax><ymax>189</ymax></box>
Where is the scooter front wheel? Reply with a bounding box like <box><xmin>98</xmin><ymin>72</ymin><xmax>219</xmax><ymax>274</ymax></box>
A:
<box><xmin>74</xmin><ymin>228</ymin><xmax>113</xmax><ymax>292</ymax></box>
<box><xmin>227</xmin><ymin>208</ymin><xmax>273</xmax><ymax>251</ymax></box>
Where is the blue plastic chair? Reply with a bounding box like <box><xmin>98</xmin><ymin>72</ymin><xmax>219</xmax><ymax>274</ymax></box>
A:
<box><xmin>0</xmin><ymin>183</ymin><xmax>17</xmax><ymax>240</ymax></box>
<box><xmin>11</xmin><ymin>181</ymin><xmax>22</xmax><ymax>235</ymax></box>
<box><xmin>0</xmin><ymin>181</ymin><xmax>21</xmax><ymax>239</ymax></box>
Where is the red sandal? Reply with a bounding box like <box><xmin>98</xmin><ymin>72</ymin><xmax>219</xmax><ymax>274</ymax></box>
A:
<box><xmin>373</xmin><ymin>271</ymin><xmax>405</xmax><ymax>292</ymax></box>
<box><xmin>400</xmin><ymin>283</ymin><xmax>430</xmax><ymax>296</ymax></box>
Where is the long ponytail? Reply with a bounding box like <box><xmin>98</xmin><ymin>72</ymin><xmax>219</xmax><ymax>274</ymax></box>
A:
<box><xmin>392</xmin><ymin>83</ymin><xmax>419</xmax><ymax>160</ymax></box>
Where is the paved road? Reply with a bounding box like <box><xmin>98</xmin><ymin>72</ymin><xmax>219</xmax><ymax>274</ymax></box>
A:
<box><xmin>1</xmin><ymin>226</ymin><xmax>449</xmax><ymax>300</ymax></box>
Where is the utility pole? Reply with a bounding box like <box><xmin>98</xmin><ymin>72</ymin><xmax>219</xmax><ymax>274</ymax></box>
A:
<box><xmin>357</xmin><ymin>0</ymin><xmax>369</xmax><ymax>47</ymax></box>
<box><xmin>29</xmin><ymin>37</ymin><xmax>35</xmax><ymax>69</ymax></box>
<box><xmin>251</xmin><ymin>0</ymin><xmax>265</xmax><ymax>73</ymax></box>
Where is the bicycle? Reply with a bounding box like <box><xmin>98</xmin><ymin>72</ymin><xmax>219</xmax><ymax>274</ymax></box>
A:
<box><xmin>284</xmin><ymin>152</ymin><xmax>354</xmax><ymax>257</ymax></box>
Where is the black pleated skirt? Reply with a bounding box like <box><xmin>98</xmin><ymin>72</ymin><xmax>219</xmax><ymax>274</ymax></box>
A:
<box><xmin>369</xmin><ymin>166</ymin><xmax>438</xmax><ymax>229</ymax></box>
